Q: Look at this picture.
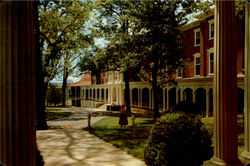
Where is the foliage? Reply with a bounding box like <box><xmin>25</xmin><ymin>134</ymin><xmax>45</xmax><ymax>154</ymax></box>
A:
<box><xmin>39</xmin><ymin>0</ymin><xmax>93</xmax><ymax>83</ymax></box>
<box><xmin>91</xmin><ymin>116</ymin><xmax>154</xmax><ymax>160</ymax></box>
<box><xmin>46</xmin><ymin>85</ymin><xmax>62</xmax><ymax>106</ymax></box>
<box><xmin>144</xmin><ymin>113</ymin><xmax>212</xmax><ymax>166</ymax></box>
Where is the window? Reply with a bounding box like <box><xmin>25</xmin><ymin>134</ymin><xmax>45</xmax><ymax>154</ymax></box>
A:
<box><xmin>194</xmin><ymin>53</ymin><xmax>201</xmax><ymax>76</ymax></box>
<box><xmin>176</xmin><ymin>68</ymin><xmax>183</xmax><ymax>78</ymax></box>
<box><xmin>194</xmin><ymin>28</ymin><xmax>200</xmax><ymax>46</ymax></box>
<box><xmin>208</xmin><ymin>48</ymin><xmax>214</xmax><ymax>74</ymax></box>
<box><xmin>209</xmin><ymin>20</ymin><xmax>214</xmax><ymax>39</ymax></box>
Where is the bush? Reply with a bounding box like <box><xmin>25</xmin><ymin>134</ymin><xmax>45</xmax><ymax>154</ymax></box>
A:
<box><xmin>144</xmin><ymin>113</ymin><xmax>212</xmax><ymax>166</ymax></box>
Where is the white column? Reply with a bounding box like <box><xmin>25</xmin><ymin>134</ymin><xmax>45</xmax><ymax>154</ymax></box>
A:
<box><xmin>110</xmin><ymin>87</ymin><xmax>113</xmax><ymax>104</ymax></box>
<box><xmin>120</xmin><ymin>87</ymin><xmax>123</xmax><ymax>105</ymax></box>
<box><xmin>163</xmin><ymin>88</ymin><xmax>166</xmax><ymax>111</ymax></box>
<box><xmin>192</xmin><ymin>88</ymin><xmax>196</xmax><ymax>103</ymax></box>
<box><xmin>180</xmin><ymin>87</ymin><xmax>183</xmax><ymax>101</ymax></box>
<box><xmin>108</xmin><ymin>88</ymin><xmax>111</xmax><ymax>103</ymax></box>
<box><xmin>240</xmin><ymin>2</ymin><xmax>250</xmax><ymax>163</ymax></box>
<box><xmin>205</xmin><ymin>1</ymin><xmax>240</xmax><ymax>165</ymax></box>
<box><xmin>92</xmin><ymin>89</ymin><xmax>94</xmax><ymax>100</ymax></box>
<box><xmin>116</xmin><ymin>87</ymin><xmax>119</xmax><ymax>105</ymax></box>
<box><xmin>206</xmin><ymin>89</ymin><xmax>210</xmax><ymax>118</ymax></box>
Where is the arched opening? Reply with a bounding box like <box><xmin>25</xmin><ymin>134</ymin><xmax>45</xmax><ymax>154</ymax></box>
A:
<box><xmin>177</xmin><ymin>88</ymin><xmax>181</xmax><ymax>104</ymax></box>
<box><xmin>169</xmin><ymin>88</ymin><xmax>176</xmax><ymax>108</ymax></box>
<box><xmin>76</xmin><ymin>87</ymin><xmax>80</xmax><ymax>97</ymax></box>
<box><xmin>184</xmin><ymin>88</ymin><xmax>193</xmax><ymax>103</ymax></box>
<box><xmin>157</xmin><ymin>88</ymin><xmax>163</xmax><ymax>110</ymax></box>
<box><xmin>132</xmin><ymin>88</ymin><xmax>138</xmax><ymax>107</ymax></box>
<box><xmin>238</xmin><ymin>88</ymin><xmax>244</xmax><ymax>114</ymax></box>
<box><xmin>195</xmin><ymin>88</ymin><xmax>206</xmax><ymax>113</ymax></box>
<box><xmin>106</xmin><ymin>88</ymin><xmax>108</xmax><ymax>101</ymax></box>
<box><xmin>142</xmin><ymin>88</ymin><xmax>149</xmax><ymax>108</ymax></box>
<box><xmin>85</xmin><ymin>89</ymin><xmax>89</xmax><ymax>100</ymax></box>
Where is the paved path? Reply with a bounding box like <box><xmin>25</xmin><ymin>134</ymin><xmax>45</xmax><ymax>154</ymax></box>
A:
<box><xmin>37</xmin><ymin>107</ymin><xmax>145</xmax><ymax>166</ymax></box>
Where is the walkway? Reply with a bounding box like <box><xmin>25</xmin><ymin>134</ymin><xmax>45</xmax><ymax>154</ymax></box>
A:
<box><xmin>36</xmin><ymin>107</ymin><xmax>145</xmax><ymax>166</ymax></box>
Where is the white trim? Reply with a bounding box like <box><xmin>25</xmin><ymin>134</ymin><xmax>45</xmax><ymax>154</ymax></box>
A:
<box><xmin>208</xmin><ymin>47</ymin><xmax>214</xmax><ymax>75</ymax></box>
<box><xmin>193</xmin><ymin>53</ymin><xmax>201</xmax><ymax>76</ymax></box>
<box><xmin>176</xmin><ymin>68</ymin><xmax>183</xmax><ymax>78</ymax></box>
<box><xmin>208</xmin><ymin>19</ymin><xmax>215</xmax><ymax>40</ymax></box>
<box><xmin>194</xmin><ymin>28</ymin><xmax>200</xmax><ymax>47</ymax></box>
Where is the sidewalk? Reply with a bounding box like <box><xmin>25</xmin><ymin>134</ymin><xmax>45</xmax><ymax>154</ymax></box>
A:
<box><xmin>37</xmin><ymin>107</ymin><xmax>145</xmax><ymax>166</ymax></box>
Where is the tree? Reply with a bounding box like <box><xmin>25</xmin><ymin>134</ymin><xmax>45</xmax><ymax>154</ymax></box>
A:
<box><xmin>47</xmin><ymin>85</ymin><xmax>62</xmax><ymax>106</ymax></box>
<box><xmin>131</xmin><ymin>0</ymin><xmax>197</xmax><ymax>119</ymax></box>
<box><xmin>91</xmin><ymin>0</ymin><xmax>145</xmax><ymax>113</ymax></box>
<box><xmin>38</xmin><ymin>0</ymin><xmax>93</xmax><ymax>129</ymax></box>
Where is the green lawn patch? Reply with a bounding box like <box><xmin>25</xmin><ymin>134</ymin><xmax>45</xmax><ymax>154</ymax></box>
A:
<box><xmin>45</xmin><ymin>111</ymin><xmax>72</xmax><ymax>120</ymax></box>
<box><xmin>90</xmin><ymin>116</ymin><xmax>154</xmax><ymax>160</ymax></box>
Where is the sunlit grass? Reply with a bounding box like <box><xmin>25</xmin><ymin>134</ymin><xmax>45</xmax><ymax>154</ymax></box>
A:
<box><xmin>91</xmin><ymin>116</ymin><xmax>154</xmax><ymax>160</ymax></box>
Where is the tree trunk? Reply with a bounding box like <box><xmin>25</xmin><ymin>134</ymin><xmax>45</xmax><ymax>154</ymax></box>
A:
<box><xmin>62</xmin><ymin>66</ymin><xmax>68</xmax><ymax>107</ymax></box>
<box><xmin>152</xmin><ymin>58</ymin><xmax>160</xmax><ymax>120</ymax></box>
<box><xmin>124</xmin><ymin>71</ymin><xmax>131</xmax><ymax>113</ymax></box>
<box><xmin>35</xmin><ymin>1</ymin><xmax>48</xmax><ymax>130</ymax></box>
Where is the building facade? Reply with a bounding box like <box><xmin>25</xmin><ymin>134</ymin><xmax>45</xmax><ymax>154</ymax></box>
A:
<box><xmin>67</xmin><ymin>12</ymin><xmax>244</xmax><ymax>117</ymax></box>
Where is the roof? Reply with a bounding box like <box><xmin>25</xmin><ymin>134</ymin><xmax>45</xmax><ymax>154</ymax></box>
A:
<box><xmin>180</xmin><ymin>8</ymin><xmax>214</xmax><ymax>32</ymax></box>
<box><xmin>68</xmin><ymin>73</ymin><xmax>91</xmax><ymax>87</ymax></box>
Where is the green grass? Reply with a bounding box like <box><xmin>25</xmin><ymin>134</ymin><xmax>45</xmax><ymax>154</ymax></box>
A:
<box><xmin>202</xmin><ymin>114</ymin><xmax>245</xmax><ymax>156</ymax></box>
<box><xmin>45</xmin><ymin>111</ymin><xmax>72</xmax><ymax>120</ymax></box>
<box><xmin>91</xmin><ymin>114</ymin><xmax>245</xmax><ymax>161</ymax></box>
<box><xmin>91</xmin><ymin>116</ymin><xmax>154</xmax><ymax>160</ymax></box>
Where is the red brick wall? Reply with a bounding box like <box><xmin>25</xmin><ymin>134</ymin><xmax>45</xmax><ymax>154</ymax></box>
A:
<box><xmin>182</xmin><ymin>15</ymin><xmax>243</xmax><ymax>78</ymax></box>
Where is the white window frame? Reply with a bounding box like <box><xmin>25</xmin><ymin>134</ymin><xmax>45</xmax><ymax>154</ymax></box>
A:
<box><xmin>176</xmin><ymin>68</ymin><xmax>183</xmax><ymax>78</ymax></box>
<box><xmin>208</xmin><ymin>48</ymin><xmax>214</xmax><ymax>75</ymax></box>
<box><xmin>194</xmin><ymin>28</ymin><xmax>200</xmax><ymax>47</ymax></box>
<box><xmin>193</xmin><ymin>53</ymin><xmax>201</xmax><ymax>76</ymax></box>
<box><xmin>208</xmin><ymin>19</ymin><xmax>214</xmax><ymax>40</ymax></box>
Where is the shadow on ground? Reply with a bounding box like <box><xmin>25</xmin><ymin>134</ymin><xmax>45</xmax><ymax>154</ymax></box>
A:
<box><xmin>37</xmin><ymin>129</ymin><xmax>145</xmax><ymax>166</ymax></box>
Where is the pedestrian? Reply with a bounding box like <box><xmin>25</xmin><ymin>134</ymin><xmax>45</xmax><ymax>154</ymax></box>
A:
<box><xmin>119</xmin><ymin>105</ymin><xmax>128</xmax><ymax>127</ymax></box>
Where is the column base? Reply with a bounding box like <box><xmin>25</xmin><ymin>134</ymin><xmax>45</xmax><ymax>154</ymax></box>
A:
<box><xmin>240</xmin><ymin>151</ymin><xmax>250</xmax><ymax>165</ymax></box>
<box><xmin>203</xmin><ymin>157</ymin><xmax>242</xmax><ymax>166</ymax></box>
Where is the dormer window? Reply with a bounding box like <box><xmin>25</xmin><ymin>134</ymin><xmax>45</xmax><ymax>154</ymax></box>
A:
<box><xmin>194</xmin><ymin>28</ymin><xmax>200</xmax><ymax>46</ymax></box>
<box><xmin>209</xmin><ymin>20</ymin><xmax>214</xmax><ymax>40</ymax></box>
<box><xmin>194</xmin><ymin>53</ymin><xmax>201</xmax><ymax>76</ymax></box>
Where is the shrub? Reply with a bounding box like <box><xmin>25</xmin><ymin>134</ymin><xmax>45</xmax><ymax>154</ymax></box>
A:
<box><xmin>144</xmin><ymin>113</ymin><xmax>212</xmax><ymax>166</ymax></box>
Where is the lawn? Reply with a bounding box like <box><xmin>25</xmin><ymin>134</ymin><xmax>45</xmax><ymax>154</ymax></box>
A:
<box><xmin>90</xmin><ymin>116</ymin><xmax>154</xmax><ymax>160</ymax></box>
<box><xmin>45</xmin><ymin>109</ymin><xmax>72</xmax><ymax>120</ymax></box>
<box><xmin>91</xmin><ymin>113</ymin><xmax>245</xmax><ymax>160</ymax></box>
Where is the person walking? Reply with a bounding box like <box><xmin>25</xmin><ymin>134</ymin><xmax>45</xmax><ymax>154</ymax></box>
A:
<box><xmin>119</xmin><ymin>105</ymin><xmax>128</xmax><ymax>127</ymax></box>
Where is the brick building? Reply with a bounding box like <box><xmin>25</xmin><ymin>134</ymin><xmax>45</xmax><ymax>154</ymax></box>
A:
<box><xmin>67</xmin><ymin>11</ymin><xmax>245</xmax><ymax>117</ymax></box>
